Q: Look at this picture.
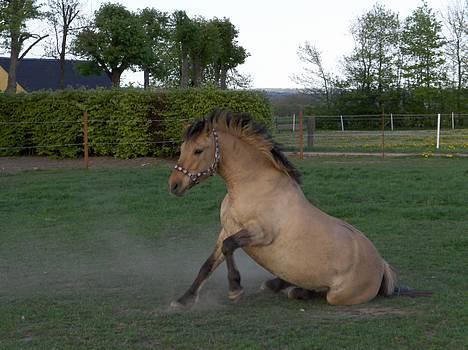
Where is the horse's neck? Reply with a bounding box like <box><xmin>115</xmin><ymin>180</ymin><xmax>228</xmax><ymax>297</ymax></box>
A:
<box><xmin>217</xmin><ymin>132</ymin><xmax>282</xmax><ymax>197</ymax></box>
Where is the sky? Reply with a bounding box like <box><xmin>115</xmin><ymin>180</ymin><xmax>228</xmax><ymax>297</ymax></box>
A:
<box><xmin>30</xmin><ymin>0</ymin><xmax>449</xmax><ymax>88</ymax></box>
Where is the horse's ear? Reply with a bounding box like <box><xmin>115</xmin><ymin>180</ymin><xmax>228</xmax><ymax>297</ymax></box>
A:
<box><xmin>182</xmin><ymin>122</ymin><xmax>192</xmax><ymax>136</ymax></box>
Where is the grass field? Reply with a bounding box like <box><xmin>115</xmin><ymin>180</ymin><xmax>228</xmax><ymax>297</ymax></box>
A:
<box><xmin>1</xmin><ymin>157</ymin><xmax>467</xmax><ymax>349</ymax></box>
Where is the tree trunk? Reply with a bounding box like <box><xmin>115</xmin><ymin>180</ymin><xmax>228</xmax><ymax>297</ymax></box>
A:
<box><xmin>191</xmin><ymin>58</ymin><xmax>203</xmax><ymax>87</ymax></box>
<box><xmin>220</xmin><ymin>66</ymin><xmax>228</xmax><ymax>90</ymax></box>
<box><xmin>143</xmin><ymin>68</ymin><xmax>150</xmax><ymax>89</ymax></box>
<box><xmin>6</xmin><ymin>35</ymin><xmax>20</xmax><ymax>94</ymax></box>
<box><xmin>214</xmin><ymin>63</ymin><xmax>221</xmax><ymax>88</ymax></box>
<box><xmin>59</xmin><ymin>52</ymin><xmax>66</xmax><ymax>89</ymax></box>
<box><xmin>109</xmin><ymin>70</ymin><xmax>121</xmax><ymax>88</ymax></box>
<box><xmin>59</xmin><ymin>31</ymin><xmax>68</xmax><ymax>89</ymax></box>
<box><xmin>180</xmin><ymin>46</ymin><xmax>189</xmax><ymax>88</ymax></box>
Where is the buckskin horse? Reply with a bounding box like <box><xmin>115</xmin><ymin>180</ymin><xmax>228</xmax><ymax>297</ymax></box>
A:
<box><xmin>168</xmin><ymin>109</ymin><xmax>428</xmax><ymax>308</ymax></box>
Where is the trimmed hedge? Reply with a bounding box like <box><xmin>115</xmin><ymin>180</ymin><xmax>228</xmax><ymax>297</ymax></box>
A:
<box><xmin>0</xmin><ymin>88</ymin><xmax>272</xmax><ymax>158</ymax></box>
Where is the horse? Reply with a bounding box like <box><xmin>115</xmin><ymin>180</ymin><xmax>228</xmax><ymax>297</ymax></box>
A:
<box><xmin>168</xmin><ymin>109</ymin><xmax>427</xmax><ymax>308</ymax></box>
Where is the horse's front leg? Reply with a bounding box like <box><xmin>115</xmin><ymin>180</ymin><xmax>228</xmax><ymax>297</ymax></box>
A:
<box><xmin>170</xmin><ymin>229</ymin><xmax>227</xmax><ymax>309</ymax></box>
<box><xmin>222</xmin><ymin>228</ymin><xmax>271</xmax><ymax>301</ymax></box>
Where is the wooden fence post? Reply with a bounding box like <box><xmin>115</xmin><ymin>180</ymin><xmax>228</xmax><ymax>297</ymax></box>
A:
<box><xmin>299</xmin><ymin>111</ymin><xmax>304</xmax><ymax>159</ymax></box>
<box><xmin>83</xmin><ymin>111</ymin><xmax>89</xmax><ymax>169</ymax></box>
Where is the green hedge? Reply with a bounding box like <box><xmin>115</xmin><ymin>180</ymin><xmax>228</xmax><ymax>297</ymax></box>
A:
<box><xmin>0</xmin><ymin>88</ymin><xmax>272</xmax><ymax>158</ymax></box>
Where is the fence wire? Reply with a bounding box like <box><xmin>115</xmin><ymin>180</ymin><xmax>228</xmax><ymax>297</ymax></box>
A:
<box><xmin>0</xmin><ymin>113</ymin><xmax>467</xmax><ymax>156</ymax></box>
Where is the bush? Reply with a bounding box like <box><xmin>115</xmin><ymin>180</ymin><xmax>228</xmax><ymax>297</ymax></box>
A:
<box><xmin>0</xmin><ymin>88</ymin><xmax>272</xmax><ymax>158</ymax></box>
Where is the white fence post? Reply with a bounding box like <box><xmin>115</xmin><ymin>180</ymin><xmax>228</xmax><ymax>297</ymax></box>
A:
<box><xmin>292</xmin><ymin>113</ymin><xmax>296</xmax><ymax>132</ymax></box>
<box><xmin>340</xmin><ymin>115</ymin><xmax>344</xmax><ymax>132</ymax></box>
<box><xmin>436</xmin><ymin>113</ymin><xmax>441</xmax><ymax>149</ymax></box>
<box><xmin>451</xmin><ymin>112</ymin><xmax>454</xmax><ymax>129</ymax></box>
<box><xmin>390</xmin><ymin>113</ymin><xmax>394</xmax><ymax>131</ymax></box>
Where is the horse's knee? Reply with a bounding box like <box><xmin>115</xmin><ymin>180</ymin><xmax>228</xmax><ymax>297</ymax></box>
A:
<box><xmin>222</xmin><ymin>236</ymin><xmax>238</xmax><ymax>255</ymax></box>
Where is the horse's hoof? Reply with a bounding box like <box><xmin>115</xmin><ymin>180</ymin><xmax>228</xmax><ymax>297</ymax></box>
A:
<box><xmin>170</xmin><ymin>295</ymin><xmax>198</xmax><ymax>309</ymax></box>
<box><xmin>170</xmin><ymin>300</ymin><xmax>185</xmax><ymax>309</ymax></box>
<box><xmin>287</xmin><ymin>287</ymin><xmax>311</xmax><ymax>300</ymax></box>
<box><xmin>260</xmin><ymin>281</ymin><xmax>268</xmax><ymax>291</ymax></box>
<box><xmin>285</xmin><ymin>287</ymin><xmax>298</xmax><ymax>299</ymax></box>
<box><xmin>228</xmin><ymin>288</ymin><xmax>244</xmax><ymax>301</ymax></box>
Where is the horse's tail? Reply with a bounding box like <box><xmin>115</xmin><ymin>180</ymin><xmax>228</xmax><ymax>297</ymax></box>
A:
<box><xmin>379</xmin><ymin>260</ymin><xmax>433</xmax><ymax>298</ymax></box>
<box><xmin>379</xmin><ymin>260</ymin><xmax>398</xmax><ymax>296</ymax></box>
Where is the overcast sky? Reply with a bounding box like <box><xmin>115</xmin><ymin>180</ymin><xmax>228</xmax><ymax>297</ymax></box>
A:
<box><xmin>32</xmin><ymin>0</ymin><xmax>450</xmax><ymax>88</ymax></box>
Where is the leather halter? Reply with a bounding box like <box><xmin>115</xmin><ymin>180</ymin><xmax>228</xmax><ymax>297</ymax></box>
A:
<box><xmin>174</xmin><ymin>129</ymin><xmax>220</xmax><ymax>184</ymax></box>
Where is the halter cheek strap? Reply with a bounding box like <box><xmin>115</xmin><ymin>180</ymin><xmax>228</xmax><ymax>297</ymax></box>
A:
<box><xmin>174</xmin><ymin>129</ymin><xmax>220</xmax><ymax>184</ymax></box>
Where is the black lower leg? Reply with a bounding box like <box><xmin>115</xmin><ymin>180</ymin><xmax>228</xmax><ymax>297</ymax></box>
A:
<box><xmin>225</xmin><ymin>254</ymin><xmax>242</xmax><ymax>293</ymax></box>
<box><xmin>222</xmin><ymin>235</ymin><xmax>244</xmax><ymax>295</ymax></box>
<box><xmin>176</xmin><ymin>254</ymin><xmax>216</xmax><ymax>306</ymax></box>
<box><xmin>288</xmin><ymin>287</ymin><xmax>326</xmax><ymax>300</ymax></box>
<box><xmin>264</xmin><ymin>277</ymin><xmax>292</xmax><ymax>292</ymax></box>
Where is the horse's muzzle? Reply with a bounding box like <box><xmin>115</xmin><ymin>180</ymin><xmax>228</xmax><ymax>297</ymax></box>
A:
<box><xmin>170</xmin><ymin>180</ymin><xmax>184</xmax><ymax>196</ymax></box>
<box><xmin>168</xmin><ymin>171</ymin><xmax>190</xmax><ymax>196</ymax></box>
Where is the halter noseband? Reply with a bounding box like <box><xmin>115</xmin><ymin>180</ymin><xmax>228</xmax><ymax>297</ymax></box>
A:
<box><xmin>174</xmin><ymin>129</ymin><xmax>220</xmax><ymax>184</ymax></box>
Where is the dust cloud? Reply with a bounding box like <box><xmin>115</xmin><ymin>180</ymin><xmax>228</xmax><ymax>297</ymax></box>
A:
<box><xmin>0</xmin><ymin>231</ymin><xmax>273</xmax><ymax>310</ymax></box>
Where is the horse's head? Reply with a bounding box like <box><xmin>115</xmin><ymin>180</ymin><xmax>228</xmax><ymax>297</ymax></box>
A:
<box><xmin>168</xmin><ymin>125</ymin><xmax>220</xmax><ymax>196</ymax></box>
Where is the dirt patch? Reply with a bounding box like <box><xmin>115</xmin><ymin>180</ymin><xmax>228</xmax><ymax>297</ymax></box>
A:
<box><xmin>0</xmin><ymin>156</ymin><xmax>174</xmax><ymax>174</ymax></box>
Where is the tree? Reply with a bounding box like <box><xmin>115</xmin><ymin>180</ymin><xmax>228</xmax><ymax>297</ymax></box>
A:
<box><xmin>187</xmin><ymin>17</ymin><xmax>222</xmax><ymax>87</ymax></box>
<box><xmin>168</xmin><ymin>13</ymin><xmax>247</xmax><ymax>89</ymax></box>
<box><xmin>442</xmin><ymin>0</ymin><xmax>468</xmax><ymax>109</ymax></box>
<box><xmin>293</xmin><ymin>42</ymin><xmax>333</xmax><ymax>111</ymax></box>
<box><xmin>73</xmin><ymin>3</ymin><xmax>147</xmax><ymax>87</ymax></box>
<box><xmin>171</xmin><ymin>10</ymin><xmax>194</xmax><ymax>88</ymax></box>
<box><xmin>45</xmin><ymin>0</ymin><xmax>84</xmax><ymax>89</ymax></box>
<box><xmin>0</xmin><ymin>0</ymin><xmax>48</xmax><ymax>93</ymax></box>
<box><xmin>138</xmin><ymin>7</ymin><xmax>169</xmax><ymax>89</ymax></box>
<box><xmin>401</xmin><ymin>2</ymin><xmax>446</xmax><ymax>88</ymax></box>
<box><xmin>211</xmin><ymin>18</ymin><xmax>248</xmax><ymax>89</ymax></box>
<box><xmin>342</xmin><ymin>4</ymin><xmax>400</xmax><ymax>97</ymax></box>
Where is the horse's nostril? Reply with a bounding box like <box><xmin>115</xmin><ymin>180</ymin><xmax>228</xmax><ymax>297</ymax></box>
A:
<box><xmin>171</xmin><ymin>182</ymin><xmax>179</xmax><ymax>193</ymax></box>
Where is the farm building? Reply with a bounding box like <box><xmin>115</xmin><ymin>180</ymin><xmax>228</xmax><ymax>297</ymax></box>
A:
<box><xmin>0</xmin><ymin>57</ymin><xmax>111</xmax><ymax>92</ymax></box>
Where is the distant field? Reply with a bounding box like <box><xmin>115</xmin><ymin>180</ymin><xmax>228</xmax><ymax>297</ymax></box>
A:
<box><xmin>1</xmin><ymin>157</ymin><xmax>467</xmax><ymax>349</ymax></box>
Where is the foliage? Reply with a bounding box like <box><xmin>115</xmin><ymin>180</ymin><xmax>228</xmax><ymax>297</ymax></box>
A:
<box><xmin>343</xmin><ymin>4</ymin><xmax>400</xmax><ymax>94</ymax></box>
<box><xmin>0</xmin><ymin>0</ymin><xmax>42</xmax><ymax>49</ymax></box>
<box><xmin>0</xmin><ymin>0</ymin><xmax>47</xmax><ymax>93</ymax></box>
<box><xmin>161</xmin><ymin>12</ymin><xmax>248</xmax><ymax>89</ymax></box>
<box><xmin>44</xmin><ymin>0</ymin><xmax>84</xmax><ymax>89</ymax></box>
<box><xmin>293</xmin><ymin>42</ymin><xmax>334</xmax><ymax>112</ymax></box>
<box><xmin>401</xmin><ymin>2</ymin><xmax>446</xmax><ymax>88</ymax></box>
<box><xmin>295</xmin><ymin>2</ymin><xmax>467</xmax><ymax>115</ymax></box>
<box><xmin>73</xmin><ymin>3</ymin><xmax>148</xmax><ymax>87</ymax></box>
<box><xmin>0</xmin><ymin>88</ymin><xmax>271</xmax><ymax>158</ymax></box>
<box><xmin>137</xmin><ymin>7</ymin><xmax>170</xmax><ymax>88</ymax></box>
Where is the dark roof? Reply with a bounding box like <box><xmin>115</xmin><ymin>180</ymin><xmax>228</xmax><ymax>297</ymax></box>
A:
<box><xmin>0</xmin><ymin>57</ymin><xmax>111</xmax><ymax>91</ymax></box>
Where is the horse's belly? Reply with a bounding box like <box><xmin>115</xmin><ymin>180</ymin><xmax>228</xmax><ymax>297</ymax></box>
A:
<box><xmin>242</xmin><ymin>244</ymin><xmax>330</xmax><ymax>290</ymax></box>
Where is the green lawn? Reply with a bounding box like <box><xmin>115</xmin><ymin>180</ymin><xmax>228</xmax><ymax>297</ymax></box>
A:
<box><xmin>1</xmin><ymin>157</ymin><xmax>467</xmax><ymax>349</ymax></box>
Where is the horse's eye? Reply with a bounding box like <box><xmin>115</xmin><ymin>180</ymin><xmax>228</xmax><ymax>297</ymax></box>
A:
<box><xmin>194</xmin><ymin>149</ymin><xmax>203</xmax><ymax>155</ymax></box>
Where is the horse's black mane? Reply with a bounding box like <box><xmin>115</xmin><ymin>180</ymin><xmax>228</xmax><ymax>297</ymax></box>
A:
<box><xmin>184</xmin><ymin>109</ymin><xmax>302</xmax><ymax>184</ymax></box>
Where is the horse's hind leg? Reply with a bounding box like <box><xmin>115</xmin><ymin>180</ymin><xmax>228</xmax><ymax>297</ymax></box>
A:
<box><xmin>261</xmin><ymin>277</ymin><xmax>292</xmax><ymax>292</ymax></box>
<box><xmin>285</xmin><ymin>287</ymin><xmax>327</xmax><ymax>301</ymax></box>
